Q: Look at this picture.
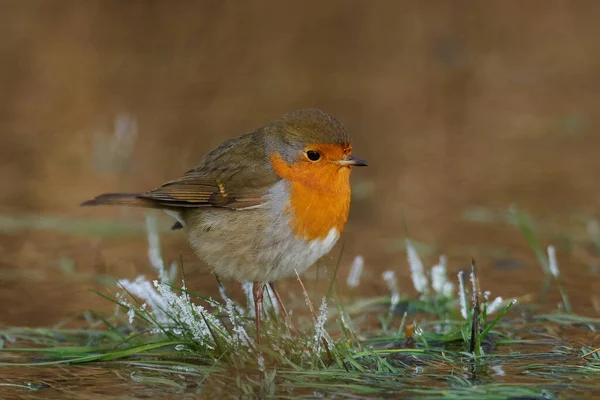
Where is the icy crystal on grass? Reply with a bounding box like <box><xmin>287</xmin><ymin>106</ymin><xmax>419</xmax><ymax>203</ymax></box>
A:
<box><xmin>312</xmin><ymin>297</ymin><xmax>332</xmax><ymax>354</ymax></box>
<box><xmin>127</xmin><ymin>308</ymin><xmax>135</xmax><ymax>324</ymax></box>
<box><xmin>492</xmin><ymin>365</ymin><xmax>506</xmax><ymax>377</ymax></box>
<box><xmin>457</xmin><ymin>271</ymin><xmax>468</xmax><ymax>319</ymax></box>
<box><xmin>225</xmin><ymin>298</ymin><xmax>252</xmax><ymax>349</ymax></box>
<box><xmin>431</xmin><ymin>255</ymin><xmax>454</xmax><ymax>298</ymax></box>
<box><xmin>218</xmin><ymin>284</ymin><xmax>231</xmax><ymax>304</ymax></box>
<box><xmin>125</xmin><ymin>301</ymin><xmax>146</xmax><ymax>325</ymax></box>
<box><xmin>116</xmin><ymin>211</ymin><xmax>258</xmax><ymax>351</ymax></box>
<box><xmin>146</xmin><ymin>215</ymin><xmax>165</xmax><ymax>280</ymax></box>
<box><xmin>406</xmin><ymin>240</ymin><xmax>428</xmax><ymax>294</ymax></box>
<box><xmin>219</xmin><ymin>284</ymin><xmax>243</xmax><ymax>316</ymax></box>
<box><xmin>382</xmin><ymin>270</ymin><xmax>400</xmax><ymax>310</ymax></box>
<box><xmin>547</xmin><ymin>245</ymin><xmax>560</xmax><ymax>277</ymax></box>
<box><xmin>346</xmin><ymin>255</ymin><xmax>364</xmax><ymax>288</ymax></box>
<box><xmin>146</xmin><ymin>215</ymin><xmax>176</xmax><ymax>284</ymax></box>
<box><xmin>469</xmin><ymin>270</ymin><xmax>477</xmax><ymax>294</ymax></box>
<box><xmin>154</xmin><ymin>280</ymin><xmax>224</xmax><ymax>349</ymax></box>
<box><xmin>431</xmin><ymin>255</ymin><xmax>448</xmax><ymax>294</ymax></box>
<box><xmin>119</xmin><ymin>276</ymin><xmax>170</xmax><ymax>323</ymax></box>
<box><xmin>242</xmin><ymin>281</ymin><xmax>255</xmax><ymax>317</ymax></box>
<box><xmin>454</xmin><ymin>270</ymin><xmax>514</xmax><ymax>318</ymax></box>
<box><xmin>486</xmin><ymin>296</ymin><xmax>504</xmax><ymax>314</ymax></box>
<box><xmin>257</xmin><ymin>354</ymin><xmax>265</xmax><ymax>372</ymax></box>
<box><xmin>442</xmin><ymin>282</ymin><xmax>454</xmax><ymax>298</ymax></box>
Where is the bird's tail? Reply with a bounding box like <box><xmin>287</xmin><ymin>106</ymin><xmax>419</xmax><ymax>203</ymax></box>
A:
<box><xmin>81</xmin><ymin>193</ymin><xmax>161</xmax><ymax>208</ymax></box>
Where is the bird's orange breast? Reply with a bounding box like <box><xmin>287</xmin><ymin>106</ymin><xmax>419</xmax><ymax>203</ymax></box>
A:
<box><xmin>269</xmin><ymin>152</ymin><xmax>351</xmax><ymax>241</ymax></box>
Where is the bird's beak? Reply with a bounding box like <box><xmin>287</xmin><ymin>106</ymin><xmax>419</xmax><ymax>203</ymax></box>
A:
<box><xmin>335</xmin><ymin>155</ymin><xmax>368</xmax><ymax>167</ymax></box>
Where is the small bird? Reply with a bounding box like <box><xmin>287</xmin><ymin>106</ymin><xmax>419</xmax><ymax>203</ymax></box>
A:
<box><xmin>82</xmin><ymin>109</ymin><xmax>367</xmax><ymax>341</ymax></box>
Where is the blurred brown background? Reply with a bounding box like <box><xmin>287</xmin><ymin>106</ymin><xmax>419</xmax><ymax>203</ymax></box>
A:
<box><xmin>1</xmin><ymin>1</ymin><xmax>599</xmax><ymax>326</ymax></box>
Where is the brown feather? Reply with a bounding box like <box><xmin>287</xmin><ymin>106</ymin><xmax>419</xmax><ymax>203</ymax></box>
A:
<box><xmin>81</xmin><ymin>193</ymin><xmax>162</xmax><ymax>208</ymax></box>
<box><xmin>136</xmin><ymin>170</ymin><xmax>269</xmax><ymax>210</ymax></box>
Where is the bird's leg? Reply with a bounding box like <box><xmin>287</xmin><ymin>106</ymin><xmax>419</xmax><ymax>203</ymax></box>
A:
<box><xmin>253</xmin><ymin>281</ymin><xmax>265</xmax><ymax>344</ymax></box>
<box><xmin>268</xmin><ymin>282</ymin><xmax>289</xmax><ymax>319</ymax></box>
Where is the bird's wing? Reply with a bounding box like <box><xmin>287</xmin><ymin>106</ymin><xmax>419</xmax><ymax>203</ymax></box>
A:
<box><xmin>139</xmin><ymin>131</ymin><xmax>280</xmax><ymax>210</ymax></box>
<box><xmin>138</xmin><ymin>168</ymin><xmax>272</xmax><ymax>210</ymax></box>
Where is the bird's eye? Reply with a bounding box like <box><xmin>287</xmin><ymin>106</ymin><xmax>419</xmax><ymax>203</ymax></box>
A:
<box><xmin>306</xmin><ymin>150</ymin><xmax>321</xmax><ymax>161</ymax></box>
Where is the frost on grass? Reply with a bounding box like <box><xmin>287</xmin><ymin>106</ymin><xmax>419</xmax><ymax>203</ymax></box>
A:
<box><xmin>382</xmin><ymin>270</ymin><xmax>400</xmax><ymax>312</ymax></box>
<box><xmin>119</xmin><ymin>275</ymin><xmax>170</xmax><ymax>323</ymax></box>
<box><xmin>346</xmin><ymin>255</ymin><xmax>364</xmax><ymax>288</ymax></box>
<box><xmin>431</xmin><ymin>256</ymin><xmax>447</xmax><ymax>294</ymax></box>
<box><xmin>379</xmin><ymin>245</ymin><xmax>456</xmax><ymax>312</ymax></box>
<box><xmin>486</xmin><ymin>296</ymin><xmax>504</xmax><ymax>314</ymax></box>
<box><xmin>457</xmin><ymin>271</ymin><xmax>468</xmax><ymax>319</ymax></box>
<box><xmin>431</xmin><ymin>255</ymin><xmax>454</xmax><ymax>297</ymax></box>
<box><xmin>119</xmin><ymin>276</ymin><xmax>224</xmax><ymax>349</ymax></box>
<box><xmin>441</xmin><ymin>281</ymin><xmax>454</xmax><ymax>298</ymax></box>
<box><xmin>454</xmin><ymin>270</ymin><xmax>515</xmax><ymax>318</ymax></box>
<box><xmin>154</xmin><ymin>279</ymin><xmax>224</xmax><ymax>349</ymax></box>
<box><xmin>146</xmin><ymin>214</ymin><xmax>176</xmax><ymax>284</ymax></box>
<box><xmin>406</xmin><ymin>240</ymin><xmax>428</xmax><ymax>295</ymax></box>
<box><xmin>312</xmin><ymin>297</ymin><xmax>333</xmax><ymax>354</ymax></box>
<box><xmin>120</xmin><ymin>271</ymin><xmax>261</xmax><ymax>350</ymax></box>
<box><xmin>114</xmin><ymin>213</ymin><xmax>517</xmax><ymax>369</ymax></box>
<box><xmin>225</xmin><ymin>298</ymin><xmax>253</xmax><ymax>349</ymax></box>
<box><xmin>242</xmin><ymin>281</ymin><xmax>255</xmax><ymax>317</ymax></box>
<box><xmin>115</xmin><ymin>214</ymin><xmax>238</xmax><ymax>351</ymax></box>
<box><xmin>547</xmin><ymin>245</ymin><xmax>560</xmax><ymax>277</ymax></box>
<box><xmin>127</xmin><ymin>307</ymin><xmax>136</xmax><ymax>324</ymax></box>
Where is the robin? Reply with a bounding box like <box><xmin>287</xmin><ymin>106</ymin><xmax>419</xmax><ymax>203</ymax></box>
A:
<box><xmin>82</xmin><ymin>109</ymin><xmax>367</xmax><ymax>341</ymax></box>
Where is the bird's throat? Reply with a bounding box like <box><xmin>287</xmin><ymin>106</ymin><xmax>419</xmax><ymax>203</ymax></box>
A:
<box><xmin>270</xmin><ymin>154</ymin><xmax>351</xmax><ymax>241</ymax></box>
